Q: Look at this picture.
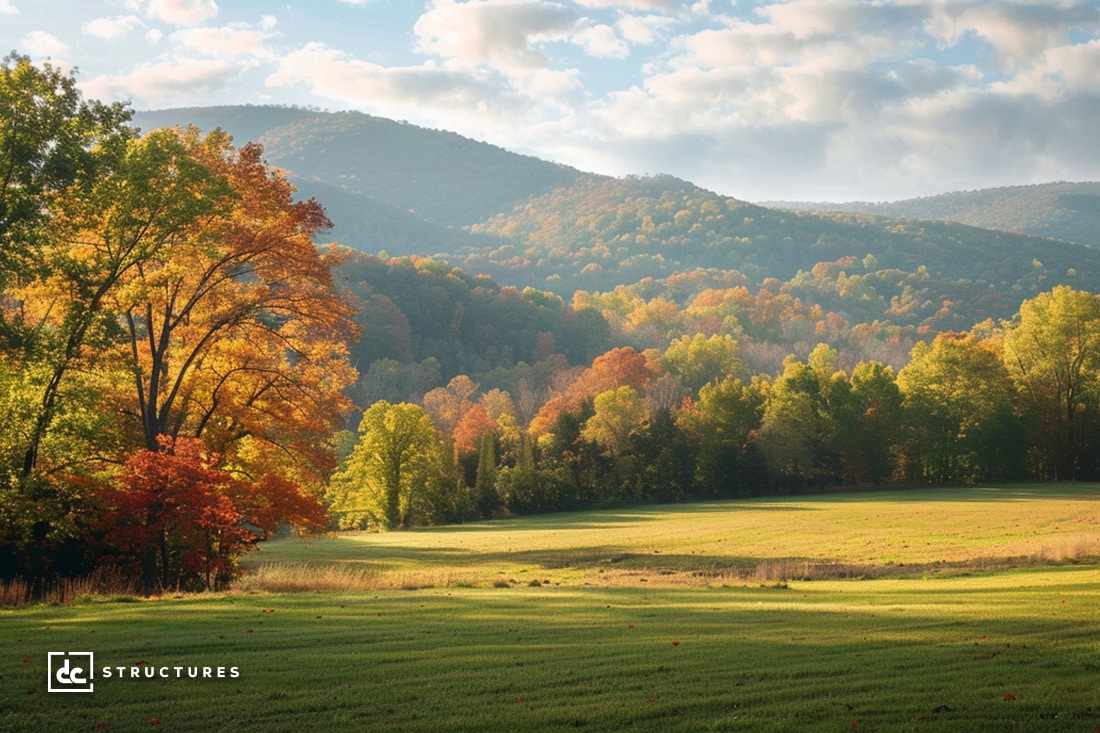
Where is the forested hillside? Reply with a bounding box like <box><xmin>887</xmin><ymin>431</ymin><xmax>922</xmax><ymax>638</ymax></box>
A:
<box><xmin>132</xmin><ymin>108</ymin><xmax>1100</xmax><ymax>340</ymax></box>
<box><xmin>131</xmin><ymin>105</ymin><xmax>1100</xmax><ymax>416</ymax></box>
<box><xmin>132</xmin><ymin>106</ymin><xmax>585</xmax><ymax>226</ymax></box>
<box><xmin>768</xmin><ymin>181</ymin><xmax>1100</xmax><ymax>247</ymax></box>
<box><xmin>465</xmin><ymin>174</ymin><xmax>1100</xmax><ymax>327</ymax></box>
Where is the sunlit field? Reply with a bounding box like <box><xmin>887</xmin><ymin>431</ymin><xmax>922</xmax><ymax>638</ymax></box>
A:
<box><xmin>4</xmin><ymin>484</ymin><xmax>1099</xmax><ymax>732</ymax></box>
<box><xmin>239</xmin><ymin>483</ymin><xmax>1100</xmax><ymax>590</ymax></box>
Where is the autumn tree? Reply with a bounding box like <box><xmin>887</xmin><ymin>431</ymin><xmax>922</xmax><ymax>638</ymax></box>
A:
<box><xmin>660</xmin><ymin>333</ymin><xmax>745</xmax><ymax>394</ymax></box>
<box><xmin>98</xmin><ymin>437</ymin><xmax>250</xmax><ymax>593</ymax></box>
<box><xmin>101</xmin><ymin>127</ymin><xmax>357</xmax><ymax>488</ymax></box>
<box><xmin>680</xmin><ymin>377</ymin><xmax>766</xmax><ymax>497</ymax></box>
<box><xmin>327</xmin><ymin>401</ymin><xmax>443</xmax><ymax>530</ymax></box>
<box><xmin>1</xmin><ymin>79</ymin><xmax>355</xmax><ymax>583</ymax></box>
<box><xmin>1002</xmin><ymin>286</ymin><xmax>1100</xmax><ymax>479</ymax></box>
<box><xmin>529</xmin><ymin>346</ymin><xmax>653</xmax><ymax>436</ymax></box>
<box><xmin>898</xmin><ymin>333</ymin><xmax>1026</xmax><ymax>483</ymax></box>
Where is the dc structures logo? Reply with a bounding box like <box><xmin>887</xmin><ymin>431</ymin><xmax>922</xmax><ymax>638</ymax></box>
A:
<box><xmin>47</xmin><ymin>652</ymin><xmax>95</xmax><ymax>693</ymax></box>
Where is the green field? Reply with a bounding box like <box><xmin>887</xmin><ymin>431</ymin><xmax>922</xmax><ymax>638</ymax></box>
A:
<box><xmin>4</xmin><ymin>485</ymin><xmax>1100</xmax><ymax>731</ymax></box>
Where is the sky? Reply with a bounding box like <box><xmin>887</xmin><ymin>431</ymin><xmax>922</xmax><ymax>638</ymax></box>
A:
<box><xmin>3</xmin><ymin>0</ymin><xmax>1100</xmax><ymax>202</ymax></box>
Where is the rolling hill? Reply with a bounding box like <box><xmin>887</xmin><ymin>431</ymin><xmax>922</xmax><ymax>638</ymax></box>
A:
<box><xmin>464</xmin><ymin>173</ymin><xmax>1100</xmax><ymax>328</ymax></box>
<box><xmin>132</xmin><ymin>106</ymin><xmax>586</xmax><ymax>227</ymax></box>
<box><xmin>765</xmin><ymin>181</ymin><xmax>1100</xmax><ymax>248</ymax></box>
<box><xmin>131</xmin><ymin>105</ymin><xmax>1100</xmax><ymax>350</ymax></box>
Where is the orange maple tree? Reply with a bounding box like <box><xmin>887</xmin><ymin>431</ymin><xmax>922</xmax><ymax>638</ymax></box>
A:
<box><xmin>104</xmin><ymin>127</ymin><xmax>358</xmax><ymax>487</ymax></box>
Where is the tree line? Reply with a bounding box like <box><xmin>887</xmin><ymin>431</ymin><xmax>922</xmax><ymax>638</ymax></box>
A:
<box><xmin>329</xmin><ymin>284</ymin><xmax>1100</xmax><ymax>529</ymax></box>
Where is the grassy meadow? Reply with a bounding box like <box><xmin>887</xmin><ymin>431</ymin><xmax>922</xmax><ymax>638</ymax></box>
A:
<box><xmin>3</xmin><ymin>484</ymin><xmax>1100</xmax><ymax>731</ymax></box>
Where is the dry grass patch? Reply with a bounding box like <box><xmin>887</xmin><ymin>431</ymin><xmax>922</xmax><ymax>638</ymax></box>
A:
<box><xmin>0</xmin><ymin>568</ymin><xmax>139</xmax><ymax>607</ymax></box>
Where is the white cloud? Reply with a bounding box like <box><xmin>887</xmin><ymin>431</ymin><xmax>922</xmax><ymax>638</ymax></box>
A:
<box><xmin>574</xmin><ymin>0</ymin><xmax>674</xmax><ymax>9</ymax></box>
<box><xmin>413</xmin><ymin>0</ymin><xmax>579</xmax><ymax>71</ymax></box>
<box><xmin>84</xmin><ymin>15</ymin><xmax>145</xmax><ymax>40</ymax></box>
<box><xmin>169</xmin><ymin>23</ymin><xmax>277</xmax><ymax>61</ymax></box>
<box><xmin>615</xmin><ymin>13</ymin><xmax>673</xmax><ymax>45</ymax></box>
<box><xmin>266</xmin><ymin>40</ymin><xmax>586</xmax><ymax>146</ymax></box>
<box><xmin>83</xmin><ymin>57</ymin><xmax>242</xmax><ymax>106</ymax></box>
<box><xmin>21</xmin><ymin>31</ymin><xmax>69</xmax><ymax>58</ymax></box>
<box><xmin>267</xmin><ymin>42</ymin><xmax>512</xmax><ymax>111</ymax></box>
<box><xmin>927</xmin><ymin>1</ymin><xmax>1100</xmax><ymax>69</ymax></box>
<box><xmin>572</xmin><ymin>23</ymin><xmax>629</xmax><ymax>58</ymax></box>
<box><xmin>0</xmin><ymin>0</ymin><xmax>17</xmax><ymax>16</ymax></box>
<box><xmin>146</xmin><ymin>0</ymin><xmax>218</xmax><ymax>27</ymax></box>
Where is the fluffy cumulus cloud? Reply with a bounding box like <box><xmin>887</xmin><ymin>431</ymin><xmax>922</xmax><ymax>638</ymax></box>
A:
<box><xmin>266</xmin><ymin>41</ymin><xmax>575</xmax><ymax>142</ymax></box>
<box><xmin>83</xmin><ymin>56</ymin><xmax>242</xmax><ymax>106</ymax></box>
<box><xmin>74</xmin><ymin>6</ymin><xmax>278</xmax><ymax>108</ymax></box>
<box><xmin>0</xmin><ymin>0</ymin><xmax>17</xmax><ymax>16</ymax></box>
<box><xmin>169</xmin><ymin>23</ymin><xmax>278</xmax><ymax>61</ymax></box>
<box><xmin>21</xmin><ymin>30</ymin><xmax>68</xmax><ymax>57</ymax></box>
<box><xmin>146</xmin><ymin>0</ymin><xmax>218</xmax><ymax>27</ymax></box>
<box><xmin>413</xmin><ymin>0</ymin><xmax>580</xmax><ymax>71</ymax></box>
<box><xmin>572</xmin><ymin>23</ymin><xmax>629</xmax><ymax>58</ymax></box>
<box><xmin>84</xmin><ymin>15</ymin><xmax>145</xmax><ymax>40</ymax></box>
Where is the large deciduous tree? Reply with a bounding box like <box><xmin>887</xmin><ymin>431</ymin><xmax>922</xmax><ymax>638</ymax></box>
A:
<box><xmin>328</xmin><ymin>401</ymin><xmax>443</xmax><ymax>530</ymax></box>
<box><xmin>0</xmin><ymin>53</ymin><xmax>135</xmax><ymax>573</ymax></box>
<box><xmin>898</xmin><ymin>333</ymin><xmax>1026</xmax><ymax>483</ymax></box>
<box><xmin>1002</xmin><ymin>286</ymin><xmax>1100</xmax><ymax>479</ymax></box>
<box><xmin>1</xmin><ymin>60</ymin><xmax>356</xmax><ymax>584</ymax></box>
<box><xmin>107</xmin><ymin>127</ymin><xmax>357</xmax><ymax>487</ymax></box>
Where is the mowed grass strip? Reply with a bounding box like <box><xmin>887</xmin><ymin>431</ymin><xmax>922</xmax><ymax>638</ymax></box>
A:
<box><xmin>4</xmin><ymin>569</ymin><xmax>1100</xmax><ymax>731</ymax></box>
<box><xmin>241</xmin><ymin>484</ymin><xmax>1100</xmax><ymax>589</ymax></box>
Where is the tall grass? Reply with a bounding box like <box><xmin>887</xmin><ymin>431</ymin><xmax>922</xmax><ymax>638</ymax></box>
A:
<box><xmin>0</xmin><ymin>568</ymin><xmax>138</xmax><ymax>607</ymax></box>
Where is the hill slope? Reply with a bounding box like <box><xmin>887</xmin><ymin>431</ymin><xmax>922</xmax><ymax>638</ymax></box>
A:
<box><xmin>131</xmin><ymin>106</ymin><xmax>1100</xmax><ymax>340</ymax></box>
<box><xmin>465</xmin><ymin>174</ymin><xmax>1100</xmax><ymax>328</ymax></box>
<box><xmin>766</xmin><ymin>181</ymin><xmax>1100</xmax><ymax>247</ymax></box>
<box><xmin>132</xmin><ymin>106</ymin><xmax>585</xmax><ymax>227</ymax></box>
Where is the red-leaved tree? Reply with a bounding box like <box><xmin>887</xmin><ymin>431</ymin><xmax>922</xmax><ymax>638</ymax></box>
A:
<box><xmin>96</xmin><ymin>437</ymin><xmax>321</xmax><ymax>592</ymax></box>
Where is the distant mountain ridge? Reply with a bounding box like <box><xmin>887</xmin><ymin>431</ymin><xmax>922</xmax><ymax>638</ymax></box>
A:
<box><xmin>132</xmin><ymin>106</ymin><xmax>586</xmax><ymax>227</ymax></box>
<box><xmin>463</xmin><ymin>173</ymin><xmax>1100</xmax><ymax>330</ymax></box>
<box><xmin>764</xmin><ymin>181</ymin><xmax>1100</xmax><ymax>248</ymax></box>
<box><xmin>130</xmin><ymin>105</ymin><xmax>1100</xmax><ymax>337</ymax></box>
